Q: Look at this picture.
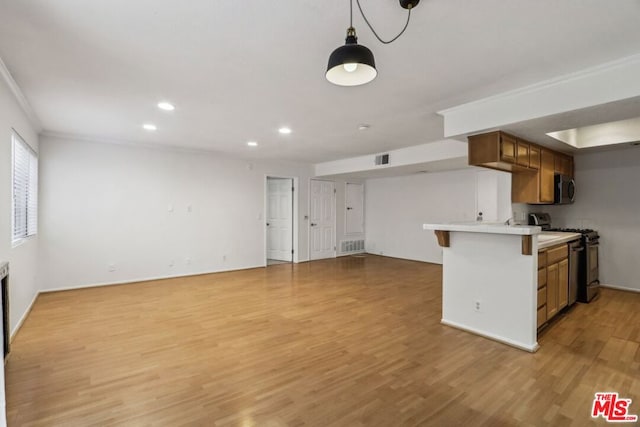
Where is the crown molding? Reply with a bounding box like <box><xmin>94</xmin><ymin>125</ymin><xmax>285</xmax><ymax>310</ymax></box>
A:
<box><xmin>0</xmin><ymin>55</ymin><xmax>42</xmax><ymax>133</ymax></box>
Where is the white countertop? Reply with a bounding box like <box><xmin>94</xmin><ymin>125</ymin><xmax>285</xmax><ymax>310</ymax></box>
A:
<box><xmin>423</xmin><ymin>222</ymin><xmax>541</xmax><ymax>236</ymax></box>
<box><xmin>538</xmin><ymin>232</ymin><xmax>582</xmax><ymax>249</ymax></box>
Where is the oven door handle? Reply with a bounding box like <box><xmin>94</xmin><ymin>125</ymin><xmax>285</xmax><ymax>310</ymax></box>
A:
<box><xmin>571</xmin><ymin>247</ymin><xmax>585</xmax><ymax>252</ymax></box>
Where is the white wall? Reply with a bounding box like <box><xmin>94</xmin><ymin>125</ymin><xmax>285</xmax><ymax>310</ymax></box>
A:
<box><xmin>0</xmin><ymin>69</ymin><xmax>40</xmax><ymax>427</ymax></box>
<box><xmin>364</xmin><ymin>168</ymin><xmax>511</xmax><ymax>264</ymax></box>
<box><xmin>38</xmin><ymin>135</ymin><xmax>320</xmax><ymax>291</ymax></box>
<box><xmin>442</xmin><ymin>232</ymin><xmax>538</xmax><ymax>352</ymax></box>
<box><xmin>0</xmin><ymin>76</ymin><xmax>40</xmax><ymax>335</ymax></box>
<box><xmin>545</xmin><ymin>147</ymin><xmax>640</xmax><ymax>292</ymax></box>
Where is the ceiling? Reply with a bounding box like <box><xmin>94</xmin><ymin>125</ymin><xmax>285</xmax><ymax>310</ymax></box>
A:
<box><xmin>1</xmin><ymin>0</ymin><xmax>640</xmax><ymax>163</ymax></box>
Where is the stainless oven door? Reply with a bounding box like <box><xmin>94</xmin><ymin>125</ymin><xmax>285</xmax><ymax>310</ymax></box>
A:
<box><xmin>569</xmin><ymin>241</ymin><xmax>583</xmax><ymax>306</ymax></box>
<box><xmin>587</xmin><ymin>243</ymin><xmax>599</xmax><ymax>285</ymax></box>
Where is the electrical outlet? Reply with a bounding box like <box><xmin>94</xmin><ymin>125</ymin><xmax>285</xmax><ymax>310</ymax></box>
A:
<box><xmin>222</xmin><ymin>255</ymin><xmax>227</xmax><ymax>262</ymax></box>
<box><xmin>474</xmin><ymin>300</ymin><xmax>481</xmax><ymax>312</ymax></box>
<box><xmin>108</xmin><ymin>264</ymin><xmax>116</xmax><ymax>272</ymax></box>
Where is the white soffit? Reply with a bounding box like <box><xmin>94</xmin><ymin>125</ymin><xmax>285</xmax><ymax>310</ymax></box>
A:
<box><xmin>547</xmin><ymin>116</ymin><xmax>640</xmax><ymax>149</ymax></box>
<box><xmin>438</xmin><ymin>54</ymin><xmax>640</xmax><ymax>138</ymax></box>
<box><xmin>314</xmin><ymin>139</ymin><xmax>468</xmax><ymax>177</ymax></box>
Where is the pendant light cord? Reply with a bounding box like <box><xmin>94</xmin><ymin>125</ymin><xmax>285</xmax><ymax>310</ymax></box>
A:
<box><xmin>350</xmin><ymin>0</ymin><xmax>354</xmax><ymax>28</ymax></box>
<box><xmin>355</xmin><ymin>0</ymin><xmax>412</xmax><ymax>44</ymax></box>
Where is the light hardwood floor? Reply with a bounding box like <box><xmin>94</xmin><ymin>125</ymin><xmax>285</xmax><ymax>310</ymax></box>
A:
<box><xmin>6</xmin><ymin>255</ymin><xmax>640</xmax><ymax>426</ymax></box>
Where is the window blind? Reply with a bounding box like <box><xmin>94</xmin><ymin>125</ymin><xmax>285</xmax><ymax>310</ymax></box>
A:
<box><xmin>12</xmin><ymin>133</ymin><xmax>38</xmax><ymax>242</ymax></box>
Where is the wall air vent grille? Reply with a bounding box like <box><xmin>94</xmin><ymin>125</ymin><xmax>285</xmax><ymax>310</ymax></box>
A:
<box><xmin>374</xmin><ymin>154</ymin><xmax>390</xmax><ymax>165</ymax></box>
<box><xmin>340</xmin><ymin>240</ymin><xmax>365</xmax><ymax>254</ymax></box>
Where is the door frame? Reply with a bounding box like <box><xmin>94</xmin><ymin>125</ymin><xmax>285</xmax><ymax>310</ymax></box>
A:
<box><xmin>308</xmin><ymin>178</ymin><xmax>337</xmax><ymax>260</ymax></box>
<box><xmin>264</xmin><ymin>175</ymin><xmax>299</xmax><ymax>265</ymax></box>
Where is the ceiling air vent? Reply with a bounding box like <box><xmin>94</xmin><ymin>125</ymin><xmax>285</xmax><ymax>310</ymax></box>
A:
<box><xmin>374</xmin><ymin>154</ymin><xmax>390</xmax><ymax>166</ymax></box>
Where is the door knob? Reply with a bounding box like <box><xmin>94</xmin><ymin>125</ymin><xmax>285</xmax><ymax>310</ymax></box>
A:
<box><xmin>347</xmin><ymin>207</ymin><xmax>353</xmax><ymax>210</ymax></box>
<box><xmin>310</xmin><ymin>223</ymin><xmax>317</xmax><ymax>227</ymax></box>
<box><xmin>266</xmin><ymin>222</ymin><xmax>270</xmax><ymax>226</ymax></box>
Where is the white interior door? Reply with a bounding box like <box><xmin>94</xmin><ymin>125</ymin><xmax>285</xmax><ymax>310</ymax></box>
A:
<box><xmin>309</xmin><ymin>179</ymin><xmax>336</xmax><ymax>260</ymax></box>
<box><xmin>267</xmin><ymin>178</ymin><xmax>293</xmax><ymax>262</ymax></box>
<box><xmin>345</xmin><ymin>183</ymin><xmax>364</xmax><ymax>234</ymax></box>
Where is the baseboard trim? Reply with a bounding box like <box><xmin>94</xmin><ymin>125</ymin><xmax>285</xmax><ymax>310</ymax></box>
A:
<box><xmin>336</xmin><ymin>251</ymin><xmax>366</xmax><ymax>258</ymax></box>
<box><xmin>11</xmin><ymin>291</ymin><xmax>39</xmax><ymax>341</ymax></box>
<box><xmin>601</xmin><ymin>284</ymin><xmax>640</xmax><ymax>294</ymax></box>
<box><xmin>441</xmin><ymin>319</ymin><xmax>539</xmax><ymax>353</ymax></box>
<box><xmin>40</xmin><ymin>264</ymin><xmax>266</xmax><ymax>294</ymax></box>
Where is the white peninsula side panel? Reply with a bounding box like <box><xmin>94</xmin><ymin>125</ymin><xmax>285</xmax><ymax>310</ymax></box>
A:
<box><xmin>423</xmin><ymin>223</ymin><xmax>540</xmax><ymax>352</ymax></box>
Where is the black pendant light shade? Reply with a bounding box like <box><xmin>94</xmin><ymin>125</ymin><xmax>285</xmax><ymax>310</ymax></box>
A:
<box><xmin>326</xmin><ymin>28</ymin><xmax>377</xmax><ymax>87</ymax></box>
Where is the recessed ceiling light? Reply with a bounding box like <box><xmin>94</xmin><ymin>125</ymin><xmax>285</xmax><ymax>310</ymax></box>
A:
<box><xmin>157</xmin><ymin>102</ymin><xmax>175</xmax><ymax>111</ymax></box>
<box><xmin>358</xmin><ymin>124</ymin><xmax>371</xmax><ymax>131</ymax></box>
<box><xmin>247</xmin><ymin>141</ymin><xmax>258</xmax><ymax>147</ymax></box>
<box><xmin>143</xmin><ymin>123</ymin><xmax>157</xmax><ymax>131</ymax></box>
<box><xmin>278</xmin><ymin>127</ymin><xmax>292</xmax><ymax>135</ymax></box>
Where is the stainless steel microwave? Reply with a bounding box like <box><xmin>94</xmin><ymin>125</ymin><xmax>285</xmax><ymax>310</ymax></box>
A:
<box><xmin>554</xmin><ymin>174</ymin><xmax>575</xmax><ymax>204</ymax></box>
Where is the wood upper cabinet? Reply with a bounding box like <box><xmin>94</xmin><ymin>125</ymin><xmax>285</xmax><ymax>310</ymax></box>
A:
<box><xmin>555</xmin><ymin>154</ymin><xmax>574</xmax><ymax>178</ymax></box>
<box><xmin>539</xmin><ymin>149</ymin><xmax>555</xmax><ymax>204</ymax></box>
<box><xmin>469</xmin><ymin>131</ymin><xmax>575</xmax><ymax>204</ymax></box>
<box><xmin>516</xmin><ymin>140</ymin><xmax>530</xmax><ymax>167</ymax></box>
<box><xmin>468</xmin><ymin>131</ymin><xmax>531</xmax><ymax>172</ymax></box>
<box><xmin>500</xmin><ymin>134</ymin><xmax>516</xmax><ymax>164</ymax></box>
<box><xmin>558</xmin><ymin>259</ymin><xmax>569</xmax><ymax>310</ymax></box>
<box><xmin>529</xmin><ymin>145</ymin><xmax>540</xmax><ymax>170</ymax></box>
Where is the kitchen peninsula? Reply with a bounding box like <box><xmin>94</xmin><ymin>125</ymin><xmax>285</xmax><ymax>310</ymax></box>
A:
<box><xmin>423</xmin><ymin>223</ymin><xmax>579</xmax><ymax>352</ymax></box>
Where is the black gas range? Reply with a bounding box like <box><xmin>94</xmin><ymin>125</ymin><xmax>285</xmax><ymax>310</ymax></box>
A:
<box><xmin>530</xmin><ymin>213</ymin><xmax>600</xmax><ymax>303</ymax></box>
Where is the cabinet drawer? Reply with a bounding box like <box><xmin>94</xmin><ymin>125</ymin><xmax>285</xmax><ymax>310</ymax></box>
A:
<box><xmin>538</xmin><ymin>267</ymin><xmax>547</xmax><ymax>288</ymax></box>
<box><xmin>537</xmin><ymin>305</ymin><xmax>547</xmax><ymax>328</ymax></box>
<box><xmin>538</xmin><ymin>251</ymin><xmax>547</xmax><ymax>268</ymax></box>
<box><xmin>547</xmin><ymin>245</ymin><xmax>568</xmax><ymax>264</ymax></box>
<box><xmin>537</xmin><ymin>286</ymin><xmax>547</xmax><ymax>308</ymax></box>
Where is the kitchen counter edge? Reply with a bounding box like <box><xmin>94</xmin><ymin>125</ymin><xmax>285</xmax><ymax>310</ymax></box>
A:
<box><xmin>422</xmin><ymin>223</ymin><xmax>541</xmax><ymax>236</ymax></box>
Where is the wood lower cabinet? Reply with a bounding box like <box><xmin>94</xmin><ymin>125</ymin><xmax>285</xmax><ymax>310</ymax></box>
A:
<box><xmin>558</xmin><ymin>258</ymin><xmax>569</xmax><ymax>310</ymax></box>
<box><xmin>546</xmin><ymin>263</ymin><xmax>559</xmax><ymax>319</ymax></box>
<box><xmin>537</xmin><ymin>243</ymin><xmax>570</xmax><ymax>330</ymax></box>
